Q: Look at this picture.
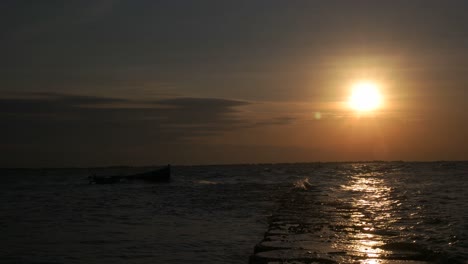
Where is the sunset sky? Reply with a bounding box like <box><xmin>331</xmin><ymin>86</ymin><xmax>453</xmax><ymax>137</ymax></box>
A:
<box><xmin>2</xmin><ymin>1</ymin><xmax>468</xmax><ymax>167</ymax></box>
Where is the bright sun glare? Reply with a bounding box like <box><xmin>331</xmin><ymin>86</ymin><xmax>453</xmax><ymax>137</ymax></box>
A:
<box><xmin>349</xmin><ymin>82</ymin><xmax>382</xmax><ymax>112</ymax></box>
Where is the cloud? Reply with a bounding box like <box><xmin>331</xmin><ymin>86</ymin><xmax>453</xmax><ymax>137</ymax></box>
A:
<box><xmin>252</xmin><ymin>116</ymin><xmax>295</xmax><ymax>127</ymax></box>
<box><xmin>0</xmin><ymin>92</ymin><xmax>306</xmax><ymax>166</ymax></box>
<box><xmin>0</xmin><ymin>93</ymin><xmax>250</xmax><ymax>138</ymax></box>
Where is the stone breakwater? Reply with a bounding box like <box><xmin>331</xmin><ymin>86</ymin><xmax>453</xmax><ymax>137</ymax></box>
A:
<box><xmin>249</xmin><ymin>185</ymin><xmax>443</xmax><ymax>264</ymax></box>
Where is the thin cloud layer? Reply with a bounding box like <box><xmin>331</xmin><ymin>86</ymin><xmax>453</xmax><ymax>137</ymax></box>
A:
<box><xmin>0</xmin><ymin>93</ymin><xmax>250</xmax><ymax>140</ymax></box>
<box><xmin>0</xmin><ymin>93</ymin><xmax>253</xmax><ymax>166</ymax></box>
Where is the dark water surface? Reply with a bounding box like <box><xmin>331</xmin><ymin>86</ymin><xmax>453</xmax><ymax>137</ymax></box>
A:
<box><xmin>1</xmin><ymin>162</ymin><xmax>467</xmax><ymax>263</ymax></box>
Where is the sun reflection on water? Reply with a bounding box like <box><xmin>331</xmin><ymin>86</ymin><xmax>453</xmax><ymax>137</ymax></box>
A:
<box><xmin>338</xmin><ymin>164</ymin><xmax>401</xmax><ymax>260</ymax></box>
<box><xmin>361</xmin><ymin>259</ymin><xmax>383</xmax><ymax>264</ymax></box>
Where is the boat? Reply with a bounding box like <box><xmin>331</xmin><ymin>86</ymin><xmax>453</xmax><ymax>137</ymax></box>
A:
<box><xmin>89</xmin><ymin>165</ymin><xmax>171</xmax><ymax>184</ymax></box>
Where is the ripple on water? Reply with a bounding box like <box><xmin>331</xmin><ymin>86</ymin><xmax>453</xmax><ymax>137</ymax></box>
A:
<box><xmin>1</xmin><ymin>162</ymin><xmax>467</xmax><ymax>264</ymax></box>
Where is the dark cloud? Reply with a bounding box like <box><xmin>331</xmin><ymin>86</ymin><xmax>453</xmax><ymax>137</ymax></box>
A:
<box><xmin>0</xmin><ymin>93</ymin><xmax>303</xmax><ymax>166</ymax></box>
<box><xmin>0</xmin><ymin>92</ymin><xmax>249</xmax><ymax>132</ymax></box>
<box><xmin>0</xmin><ymin>93</ymin><xmax>250</xmax><ymax>164</ymax></box>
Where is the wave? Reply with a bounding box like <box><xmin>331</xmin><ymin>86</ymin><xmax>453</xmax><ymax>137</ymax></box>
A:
<box><xmin>293</xmin><ymin>177</ymin><xmax>313</xmax><ymax>190</ymax></box>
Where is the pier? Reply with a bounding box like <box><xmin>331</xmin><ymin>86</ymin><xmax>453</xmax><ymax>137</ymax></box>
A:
<box><xmin>249</xmin><ymin>185</ymin><xmax>435</xmax><ymax>264</ymax></box>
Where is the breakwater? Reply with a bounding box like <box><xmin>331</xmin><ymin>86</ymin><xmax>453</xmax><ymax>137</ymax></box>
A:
<box><xmin>249</xmin><ymin>179</ymin><xmax>455</xmax><ymax>264</ymax></box>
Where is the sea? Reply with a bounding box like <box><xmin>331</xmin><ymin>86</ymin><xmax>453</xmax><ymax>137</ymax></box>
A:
<box><xmin>1</xmin><ymin>162</ymin><xmax>467</xmax><ymax>264</ymax></box>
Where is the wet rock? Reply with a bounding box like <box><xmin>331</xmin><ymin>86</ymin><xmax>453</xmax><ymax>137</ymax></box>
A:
<box><xmin>249</xmin><ymin>249</ymin><xmax>338</xmax><ymax>264</ymax></box>
<box><xmin>250</xmin><ymin>188</ymin><xmax>433</xmax><ymax>264</ymax></box>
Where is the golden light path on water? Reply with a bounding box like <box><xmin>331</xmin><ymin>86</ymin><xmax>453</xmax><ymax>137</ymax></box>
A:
<box><xmin>250</xmin><ymin>163</ymin><xmax>465</xmax><ymax>263</ymax></box>
<box><xmin>336</xmin><ymin>165</ymin><xmax>400</xmax><ymax>262</ymax></box>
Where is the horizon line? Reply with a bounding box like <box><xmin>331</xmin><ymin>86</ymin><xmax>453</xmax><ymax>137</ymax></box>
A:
<box><xmin>1</xmin><ymin>160</ymin><xmax>466</xmax><ymax>170</ymax></box>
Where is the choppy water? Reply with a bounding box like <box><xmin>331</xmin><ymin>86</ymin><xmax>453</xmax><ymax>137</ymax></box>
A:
<box><xmin>1</xmin><ymin>162</ymin><xmax>467</xmax><ymax>263</ymax></box>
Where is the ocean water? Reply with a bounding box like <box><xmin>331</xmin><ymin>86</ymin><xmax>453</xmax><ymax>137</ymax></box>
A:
<box><xmin>1</xmin><ymin>162</ymin><xmax>467</xmax><ymax>264</ymax></box>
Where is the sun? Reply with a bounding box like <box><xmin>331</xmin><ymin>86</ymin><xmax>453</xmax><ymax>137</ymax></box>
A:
<box><xmin>348</xmin><ymin>81</ymin><xmax>382</xmax><ymax>112</ymax></box>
